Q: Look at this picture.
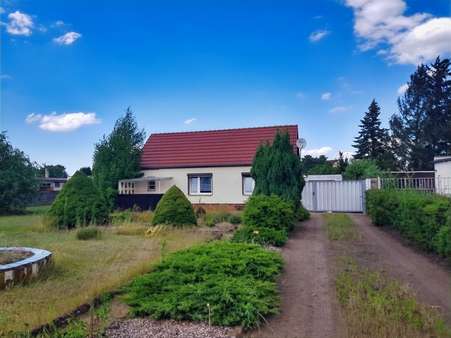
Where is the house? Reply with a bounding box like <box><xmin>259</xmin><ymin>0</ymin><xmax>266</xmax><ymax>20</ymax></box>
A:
<box><xmin>38</xmin><ymin>177</ymin><xmax>67</xmax><ymax>192</ymax></box>
<box><xmin>434</xmin><ymin>156</ymin><xmax>451</xmax><ymax>195</ymax></box>
<box><xmin>117</xmin><ymin>125</ymin><xmax>299</xmax><ymax>210</ymax></box>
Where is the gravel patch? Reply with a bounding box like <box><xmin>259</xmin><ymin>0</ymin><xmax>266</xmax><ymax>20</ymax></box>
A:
<box><xmin>105</xmin><ymin>318</ymin><xmax>238</xmax><ymax>338</ymax></box>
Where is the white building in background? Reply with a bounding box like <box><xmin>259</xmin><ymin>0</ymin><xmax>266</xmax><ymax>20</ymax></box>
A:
<box><xmin>434</xmin><ymin>156</ymin><xmax>451</xmax><ymax>196</ymax></box>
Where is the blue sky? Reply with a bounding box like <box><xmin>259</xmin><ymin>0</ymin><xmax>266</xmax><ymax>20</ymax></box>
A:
<box><xmin>1</xmin><ymin>0</ymin><xmax>450</xmax><ymax>174</ymax></box>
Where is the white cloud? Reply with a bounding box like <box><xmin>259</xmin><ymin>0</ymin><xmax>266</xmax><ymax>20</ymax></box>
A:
<box><xmin>345</xmin><ymin>0</ymin><xmax>451</xmax><ymax>64</ymax></box>
<box><xmin>329</xmin><ymin>106</ymin><xmax>351</xmax><ymax>113</ymax></box>
<box><xmin>397</xmin><ymin>83</ymin><xmax>408</xmax><ymax>95</ymax></box>
<box><xmin>55</xmin><ymin>20</ymin><xmax>65</xmax><ymax>27</ymax></box>
<box><xmin>309</xmin><ymin>29</ymin><xmax>330</xmax><ymax>42</ymax></box>
<box><xmin>336</xmin><ymin>151</ymin><xmax>354</xmax><ymax>160</ymax></box>
<box><xmin>6</xmin><ymin>11</ymin><xmax>33</xmax><ymax>36</ymax></box>
<box><xmin>184</xmin><ymin>118</ymin><xmax>197</xmax><ymax>125</ymax></box>
<box><xmin>53</xmin><ymin>31</ymin><xmax>81</xmax><ymax>45</ymax></box>
<box><xmin>303</xmin><ymin>146</ymin><xmax>333</xmax><ymax>157</ymax></box>
<box><xmin>321</xmin><ymin>92</ymin><xmax>332</xmax><ymax>100</ymax></box>
<box><xmin>25</xmin><ymin>112</ymin><xmax>100</xmax><ymax>132</ymax></box>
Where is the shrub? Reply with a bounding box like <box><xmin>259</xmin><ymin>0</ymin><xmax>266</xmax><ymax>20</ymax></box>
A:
<box><xmin>152</xmin><ymin>186</ymin><xmax>196</xmax><ymax>227</ymax></box>
<box><xmin>204</xmin><ymin>211</ymin><xmax>233</xmax><ymax>227</ymax></box>
<box><xmin>232</xmin><ymin>225</ymin><xmax>288</xmax><ymax>247</ymax></box>
<box><xmin>243</xmin><ymin>195</ymin><xmax>295</xmax><ymax>231</ymax></box>
<box><xmin>366</xmin><ymin>189</ymin><xmax>451</xmax><ymax>255</ymax></box>
<box><xmin>297</xmin><ymin>204</ymin><xmax>310</xmax><ymax>221</ymax></box>
<box><xmin>228</xmin><ymin>214</ymin><xmax>242</xmax><ymax>225</ymax></box>
<box><xmin>48</xmin><ymin>171</ymin><xmax>110</xmax><ymax>229</ymax></box>
<box><xmin>343</xmin><ymin>159</ymin><xmax>382</xmax><ymax>180</ymax></box>
<box><xmin>76</xmin><ymin>227</ymin><xmax>101</xmax><ymax>240</ymax></box>
<box><xmin>125</xmin><ymin>241</ymin><xmax>283</xmax><ymax>329</ymax></box>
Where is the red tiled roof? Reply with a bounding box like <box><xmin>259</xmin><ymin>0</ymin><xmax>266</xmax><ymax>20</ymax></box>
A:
<box><xmin>140</xmin><ymin>125</ymin><xmax>299</xmax><ymax>169</ymax></box>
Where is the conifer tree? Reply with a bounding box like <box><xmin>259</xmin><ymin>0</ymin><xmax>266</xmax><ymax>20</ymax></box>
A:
<box><xmin>251</xmin><ymin>131</ymin><xmax>304</xmax><ymax>209</ymax></box>
<box><xmin>353</xmin><ymin>99</ymin><xmax>394</xmax><ymax>169</ymax></box>
<box><xmin>390</xmin><ymin>64</ymin><xmax>432</xmax><ymax>170</ymax></box>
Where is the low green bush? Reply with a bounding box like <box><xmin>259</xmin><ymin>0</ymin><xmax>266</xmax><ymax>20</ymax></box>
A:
<box><xmin>152</xmin><ymin>186</ymin><xmax>197</xmax><ymax>227</ymax></box>
<box><xmin>232</xmin><ymin>225</ymin><xmax>288</xmax><ymax>247</ymax></box>
<box><xmin>366</xmin><ymin>189</ymin><xmax>451</xmax><ymax>256</ymax></box>
<box><xmin>228</xmin><ymin>214</ymin><xmax>242</xmax><ymax>225</ymax></box>
<box><xmin>243</xmin><ymin>195</ymin><xmax>295</xmax><ymax>231</ymax></box>
<box><xmin>204</xmin><ymin>211</ymin><xmax>231</xmax><ymax>227</ymax></box>
<box><xmin>125</xmin><ymin>241</ymin><xmax>283</xmax><ymax>329</ymax></box>
<box><xmin>48</xmin><ymin>171</ymin><xmax>110</xmax><ymax>229</ymax></box>
<box><xmin>297</xmin><ymin>204</ymin><xmax>310</xmax><ymax>221</ymax></box>
<box><xmin>76</xmin><ymin>226</ymin><xmax>101</xmax><ymax>240</ymax></box>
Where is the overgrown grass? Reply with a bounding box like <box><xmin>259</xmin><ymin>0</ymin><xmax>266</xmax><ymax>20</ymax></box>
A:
<box><xmin>0</xmin><ymin>208</ymin><xmax>212</xmax><ymax>335</ymax></box>
<box><xmin>324</xmin><ymin>213</ymin><xmax>358</xmax><ymax>241</ymax></box>
<box><xmin>336</xmin><ymin>259</ymin><xmax>451</xmax><ymax>338</ymax></box>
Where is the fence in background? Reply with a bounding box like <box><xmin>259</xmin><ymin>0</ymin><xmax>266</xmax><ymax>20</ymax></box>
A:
<box><xmin>377</xmin><ymin>177</ymin><xmax>451</xmax><ymax>196</ymax></box>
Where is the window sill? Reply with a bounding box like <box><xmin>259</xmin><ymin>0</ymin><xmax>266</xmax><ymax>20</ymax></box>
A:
<box><xmin>189</xmin><ymin>193</ymin><xmax>213</xmax><ymax>196</ymax></box>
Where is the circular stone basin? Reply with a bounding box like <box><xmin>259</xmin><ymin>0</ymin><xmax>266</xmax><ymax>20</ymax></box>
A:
<box><xmin>0</xmin><ymin>247</ymin><xmax>52</xmax><ymax>289</ymax></box>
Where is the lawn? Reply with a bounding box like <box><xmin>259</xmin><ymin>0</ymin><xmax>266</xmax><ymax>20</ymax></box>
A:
<box><xmin>0</xmin><ymin>207</ymin><xmax>212</xmax><ymax>335</ymax></box>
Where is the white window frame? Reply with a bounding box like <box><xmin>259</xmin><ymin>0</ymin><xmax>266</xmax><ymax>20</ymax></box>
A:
<box><xmin>188</xmin><ymin>174</ymin><xmax>213</xmax><ymax>195</ymax></box>
<box><xmin>242</xmin><ymin>174</ymin><xmax>255</xmax><ymax>196</ymax></box>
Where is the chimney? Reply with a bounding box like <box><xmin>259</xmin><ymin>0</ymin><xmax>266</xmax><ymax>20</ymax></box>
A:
<box><xmin>44</xmin><ymin>167</ymin><xmax>49</xmax><ymax>178</ymax></box>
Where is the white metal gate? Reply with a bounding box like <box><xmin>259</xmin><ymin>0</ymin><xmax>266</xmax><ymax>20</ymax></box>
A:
<box><xmin>302</xmin><ymin>180</ymin><xmax>366</xmax><ymax>212</ymax></box>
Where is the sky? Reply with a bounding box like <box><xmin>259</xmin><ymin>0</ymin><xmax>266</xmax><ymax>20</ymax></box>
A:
<box><xmin>1</xmin><ymin>0</ymin><xmax>450</xmax><ymax>174</ymax></box>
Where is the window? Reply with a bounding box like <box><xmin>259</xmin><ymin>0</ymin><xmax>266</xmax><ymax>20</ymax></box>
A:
<box><xmin>54</xmin><ymin>182</ymin><xmax>60</xmax><ymax>188</ymax></box>
<box><xmin>188</xmin><ymin>174</ymin><xmax>212</xmax><ymax>195</ymax></box>
<box><xmin>242</xmin><ymin>174</ymin><xmax>255</xmax><ymax>195</ymax></box>
<box><xmin>148</xmin><ymin>180</ymin><xmax>156</xmax><ymax>192</ymax></box>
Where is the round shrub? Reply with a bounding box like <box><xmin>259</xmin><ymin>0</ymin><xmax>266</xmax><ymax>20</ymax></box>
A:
<box><xmin>48</xmin><ymin>171</ymin><xmax>109</xmax><ymax>229</ymax></box>
<box><xmin>152</xmin><ymin>185</ymin><xmax>197</xmax><ymax>226</ymax></box>
<box><xmin>76</xmin><ymin>226</ymin><xmax>101</xmax><ymax>240</ymax></box>
<box><xmin>243</xmin><ymin>194</ymin><xmax>295</xmax><ymax>231</ymax></box>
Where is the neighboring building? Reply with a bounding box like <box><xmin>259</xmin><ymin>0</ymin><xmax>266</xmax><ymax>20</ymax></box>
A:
<box><xmin>38</xmin><ymin>177</ymin><xmax>67</xmax><ymax>192</ymax></box>
<box><xmin>434</xmin><ymin>156</ymin><xmax>451</xmax><ymax>196</ymax></box>
<box><xmin>118</xmin><ymin>125</ymin><xmax>299</xmax><ymax>210</ymax></box>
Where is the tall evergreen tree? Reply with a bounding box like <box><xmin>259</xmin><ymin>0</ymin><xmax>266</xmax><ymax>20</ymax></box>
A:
<box><xmin>391</xmin><ymin>64</ymin><xmax>436</xmax><ymax>170</ymax></box>
<box><xmin>353</xmin><ymin>99</ymin><xmax>394</xmax><ymax>169</ymax></box>
<box><xmin>251</xmin><ymin>131</ymin><xmax>304</xmax><ymax>209</ymax></box>
<box><xmin>92</xmin><ymin>108</ymin><xmax>146</xmax><ymax>207</ymax></box>
<box><xmin>425</xmin><ymin>57</ymin><xmax>451</xmax><ymax>156</ymax></box>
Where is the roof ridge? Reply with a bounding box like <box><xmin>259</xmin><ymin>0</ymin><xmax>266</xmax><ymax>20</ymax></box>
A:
<box><xmin>148</xmin><ymin>124</ymin><xmax>298</xmax><ymax>136</ymax></box>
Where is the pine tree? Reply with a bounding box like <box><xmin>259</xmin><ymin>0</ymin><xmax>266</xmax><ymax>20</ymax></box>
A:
<box><xmin>425</xmin><ymin>57</ymin><xmax>451</xmax><ymax>156</ymax></box>
<box><xmin>353</xmin><ymin>99</ymin><xmax>394</xmax><ymax>169</ymax></box>
<box><xmin>391</xmin><ymin>64</ymin><xmax>432</xmax><ymax>170</ymax></box>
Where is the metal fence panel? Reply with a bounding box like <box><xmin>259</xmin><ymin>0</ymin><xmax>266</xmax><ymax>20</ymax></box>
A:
<box><xmin>302</xmin><ymin>180</ymin><xmax>365</xmax><ymax>213</ymax></box>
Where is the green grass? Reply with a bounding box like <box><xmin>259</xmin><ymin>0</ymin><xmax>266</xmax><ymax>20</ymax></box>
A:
<box><xmin>336</xmin><ymin>259</ymin><xmax>451</xmax><ymax>338</ymax></box>
<box><xmin>323</xmin><ymin>213</ymin><xmax>358</xmax><ymax>241</ymax></box>
<box><xmin>0</xmin><ymin>208</ymin><xmax>212</xmax><ymax>335</ymax></box>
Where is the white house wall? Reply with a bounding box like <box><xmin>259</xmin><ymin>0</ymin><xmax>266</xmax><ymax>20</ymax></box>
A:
<box><xmin>137</xmin><ymin>166</ymin><xmax>253</xmax><ymax>204</ymax></box>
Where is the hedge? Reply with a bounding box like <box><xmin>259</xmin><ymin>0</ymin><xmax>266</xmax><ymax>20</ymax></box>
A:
<box><xmin>366</xmin><ymin>189</ymin><xmax>451</xmax><ymax>256</ymax></box>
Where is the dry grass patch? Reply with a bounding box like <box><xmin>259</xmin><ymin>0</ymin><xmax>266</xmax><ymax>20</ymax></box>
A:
<box><xmin>336</xmin><ymin>259</ymin><xmax>451</xmax><ymax>338</ymax></box>
<box><xmin>0</xmin><ymin>209</ymin><xmax>212</xmax><ymax>336</ymax></box>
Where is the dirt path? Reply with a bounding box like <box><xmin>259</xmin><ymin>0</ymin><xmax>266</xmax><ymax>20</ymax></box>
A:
<box><xmin>249</xmin><ymin>214</ymin><xmax>343</xmax><ymax>338</ymax></box>
<box><xmin>349</xmin><ymin>214</ymin><xmax>451</xmax><ymax>323</ymax></box>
